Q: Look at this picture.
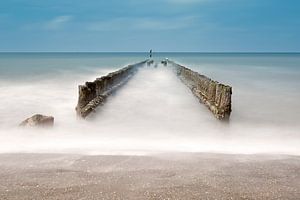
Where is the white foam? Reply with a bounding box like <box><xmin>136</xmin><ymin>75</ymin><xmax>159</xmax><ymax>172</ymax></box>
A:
<box><xmin>0</xmin><ymin>64</ymin><xmax>299</xmax><ymax>155</ymax></box>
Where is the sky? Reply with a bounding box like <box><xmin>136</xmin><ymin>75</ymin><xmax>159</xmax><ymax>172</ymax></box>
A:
<box><xmin>0</xmin><ymin>0</ymin><xmax>299</xmax><ymax>52</ymax></box>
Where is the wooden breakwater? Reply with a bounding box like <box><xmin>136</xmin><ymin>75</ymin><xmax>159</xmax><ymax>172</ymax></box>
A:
<box><xmin>76</xmin><ymin>60</ymin><xmax>150</xmax><ymax>118</ymax></box>
<box><xmin>76</xmin><ymin>59</ymin><xmax>232</xmax><ymax>120</ymax></box>
<box><xmin>167</xmin><ymin>60</ymin><xmax>232</xmax><ymax>120</ymax></box>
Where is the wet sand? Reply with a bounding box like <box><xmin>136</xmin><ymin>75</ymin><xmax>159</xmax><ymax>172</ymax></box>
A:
<box><xmin>0</xmin><ymin>153</ymin><xmax>299</xmax><ymax>200</ymax></box>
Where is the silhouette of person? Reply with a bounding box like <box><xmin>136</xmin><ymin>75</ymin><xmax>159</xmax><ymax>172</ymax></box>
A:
<box><xmin>150</xmin><ymin>49</ymin><xmax>152</xmax><ymax>58</ymax></box>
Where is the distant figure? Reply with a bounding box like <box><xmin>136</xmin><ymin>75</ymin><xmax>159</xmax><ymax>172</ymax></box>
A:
<box><xmin>150</xmin><ymin>49</ymin><xmax>152</xmax><ymax>58</ymax></box>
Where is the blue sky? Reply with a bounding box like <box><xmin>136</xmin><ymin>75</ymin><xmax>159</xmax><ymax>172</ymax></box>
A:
<box><xmin>0</xmin><ymin>0</ymin><xmax>299</xmax><ymax>52</ymax></box>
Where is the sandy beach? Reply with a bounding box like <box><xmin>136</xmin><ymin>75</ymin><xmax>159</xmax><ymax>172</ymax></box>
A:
<box><xmin>1</xmin><ymin>0</ymin><xmax>300</xmax><ymax>199</ymax></box>
<box><xmin>0</xmin><ymin>153</ymin><xmax>299</xmax><ymax>200</ymax></box>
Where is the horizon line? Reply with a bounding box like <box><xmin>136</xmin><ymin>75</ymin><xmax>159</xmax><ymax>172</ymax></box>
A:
<box><xmin>0</xmin><ymin>51</ymin><xmax>300</xmax><ymax>54</ymax></box>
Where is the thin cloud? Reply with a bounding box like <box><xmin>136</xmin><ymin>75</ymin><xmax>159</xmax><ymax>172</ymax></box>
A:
<box><xmin>129</xmin><ymin>0</ymin><xmax>213</xmax><ymax>5</ymax></box>
<box><xmin>164</xmin><ymin>0</ymin><xmax>221</xmax><ymax>5</ymax></box>
<box><xmin>44</xmin><ymin>15</ymin><xmax>73</xmax><ymax>30</ymax></box>
<box><xmin>87</xmin><ymin>16</ymin><xmax>197</xmax><ymax>31</ymax></box>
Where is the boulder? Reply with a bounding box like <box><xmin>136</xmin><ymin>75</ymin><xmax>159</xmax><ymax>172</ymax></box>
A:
<box><xmin>20</xmin><ymin>114</ymin><xmax>54</xmax><ymax>127</ymax></box>
<box><xmin>161</xmin><ymin>60</ymin><xmax>167</xmax><ymax>66</ymax></box>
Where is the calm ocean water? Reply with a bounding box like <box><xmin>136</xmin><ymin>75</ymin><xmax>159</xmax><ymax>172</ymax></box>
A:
<box><xmin>0</xmin><ymin>52</ymin><xmax>299</xmax><ymax>155</ymax></box>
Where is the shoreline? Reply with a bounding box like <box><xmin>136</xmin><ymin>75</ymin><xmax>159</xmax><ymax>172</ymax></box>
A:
<box><xmin>0</xmin><ymin>152</ymin><xmax>299</xmax><ymax>199</ymax></box>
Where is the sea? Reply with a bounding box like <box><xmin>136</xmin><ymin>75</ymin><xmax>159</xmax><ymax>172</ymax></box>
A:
<box><xmin>0</xmin><ymin>52</ymin><xmax>299</xmax><ymax>155</ymax></box>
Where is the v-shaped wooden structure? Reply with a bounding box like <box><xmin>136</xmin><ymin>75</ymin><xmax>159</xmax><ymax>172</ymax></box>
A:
<box><xmin>76</xmin><ymin>59</ymin><xmax>232</xmax><ymax>120</ymax></box>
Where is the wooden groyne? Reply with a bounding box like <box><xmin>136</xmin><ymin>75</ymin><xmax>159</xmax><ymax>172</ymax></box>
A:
<box><xmin>76</xmin><ymin>60</ymin><xmax>150</xmax><ymax>118</ymax></box>
<box><xmin>167</xmin><ymin>60</ymin><xmax>232</xmax><ymax>120</ymax></box>
<box><xmin>76</xmin><ymin>59</ymin><xmax>232</xmax><ymax>120</ymax></box>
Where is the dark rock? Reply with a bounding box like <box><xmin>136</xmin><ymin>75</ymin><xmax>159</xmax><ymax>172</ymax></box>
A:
<box><xmin>161</xmin><ymin>60</ymin><xmax>168</xmax><ymax>66</ymax></box>
<box><xmin>147</xmin><ymin>60</ymin><xmax>154</xmax><ymax>66</ymax></box>
<box><xmin>20</xmin><ymin>114</ymin><xmax>54</xmax><ymax>127</ymax></box>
